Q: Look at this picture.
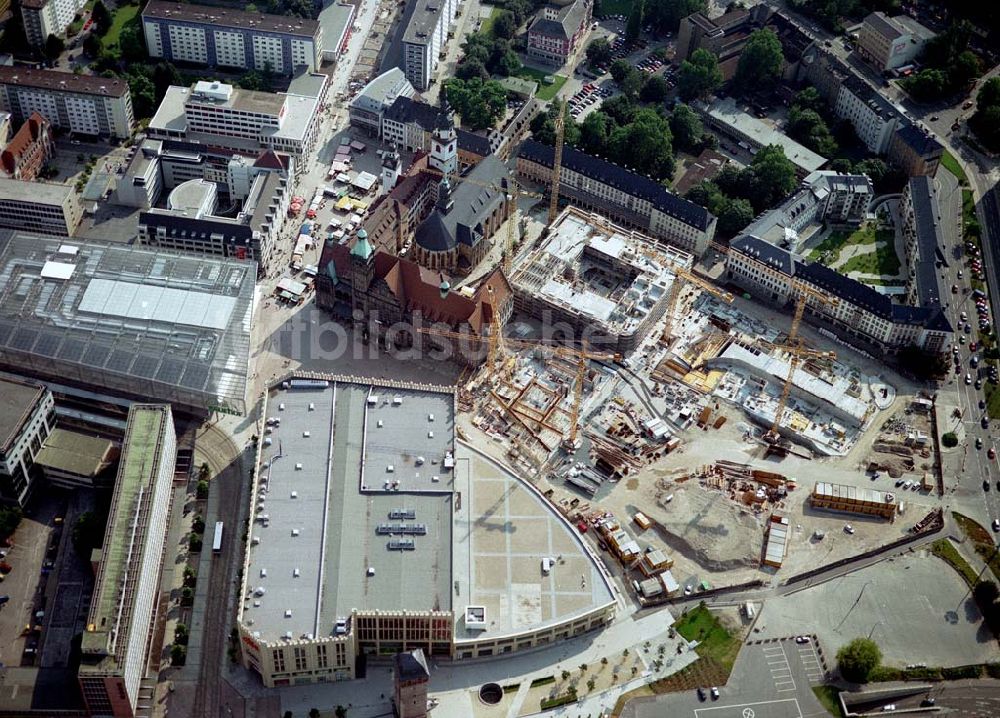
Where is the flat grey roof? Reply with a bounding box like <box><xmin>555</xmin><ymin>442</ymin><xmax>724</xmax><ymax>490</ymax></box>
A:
<box><xmin>403</xmin><ymin>1</ymin><xmax>445</xmax><ymax>46</ymax></box>
<box><xmin>0</xmin><ymin>376</ymin><xmax>44</xmax><ymax>452</ymax></box>
<box><xmin>0</xmin><ymin>231</ymin><xmax>254</xmax><ymax>414</ymax></box>
<box><xmin>0</xmin><ymin>177</ymin><xmax>74</xmax><ymax>205</ymax></box>
<box><xmin>244</xmin><ymin>381</ymin><xmax>454</xmax><ymax>642</ymax></box>
<box><xmin>361</xmin><ymin>386</ymin><xmax>455</xmax><ymax>493</ymax></box>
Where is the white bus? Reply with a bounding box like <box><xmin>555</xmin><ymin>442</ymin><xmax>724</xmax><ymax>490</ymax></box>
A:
<box><xmin>212</xmin><ymin>521</ymin><xmax>224</xmax><ymax>554</ymax></box>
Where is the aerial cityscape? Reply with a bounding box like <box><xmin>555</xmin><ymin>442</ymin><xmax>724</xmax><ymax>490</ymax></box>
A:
<box><xmin>0</xmin><ymin>0</ymin><xmax>999</xmax><ymax>716</ymax></box>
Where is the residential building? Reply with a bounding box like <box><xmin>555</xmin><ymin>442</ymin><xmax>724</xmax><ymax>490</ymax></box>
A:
<box><xmin>856</xmin><ymin>12</ymin><xmax>935</xmax><ymax>72</ymax></box>
<box><xmin>400</xmin><ymin>0</ymin><xmax>459</xmax><ymax>90</ymax></box>
<box><xmin>394</xmin><ymin>650</ymin><xmax>430</xmax><ymax>718</ymax></box>
<box><xmin>147</xmin><ymin>78</ymin><xmax>324</xmax><ymax>176</ymax></box>
<box><xmin>517</xmin><ymin>139</ymin><xmax>717</xmax><ymax>256</ymax></box>
<box><xmin>0</xmin><ymin>177</ymin><xmax>82</xmax><ymax>235</ymax></box>
<box><xmin>743</xmin><ymin>171</ymin><xmax>873</xmax><ymax>246</ymax></box>
<box><xmin>0</xmin><ymin>377</ymin><xmax>54</xmax><ymax>507</ymax></box>
<box><xmin>888</xmin><ymin>122</ymin><xmax>943</xmax><ymax>177</ymax></box>
<box><xmin>799</xmin><ymin>47</ymin><xmax>907</xmax><ymax>155</ymax></box>
<box><xmin>676</xmin><ymin>6</ymin><xmax>812</xmax><ymax>82</ymax></box>
<box><xmin>833</xmin><ymin>76</ymin><xmax>904</xmax><ymax>154</ymax></box>
<box><xmin>0</xmin><ymin>110</ymin><xmax>11</xmax><ymax>147</ymax></box>
<box><xmin>526</xmin><ymin>0</ymin><xmax>593</xmax><ymax>66</ymax></box>
<box><xmin>79</xmin><ymin>404</ymin><xmax>176</xmax><ymax>718</ymax></box>
<box><xmin>696</xmin><ymin>97</ymin><xmax>828</xmax><ymax>177</ymax></box>
<box><xmin>348</xmin><ymin>67</ymin><xmax>415</xmax><ymax>136</ymax></box>
<box><xmin>673</xmin><ymin>148</ymin><xmax>729</xmax><ymax>196</ymax></box>
<box><xmin>726</xmin><ymin>234</ymin><xmax>951</xmax><ymax>357</ymax></box>
<box><xmin>0</xmin><ymin>232</ymin><xmax>255</xmax><ymax>415</ymax></box>
<box><xmin>899</xmin><ymin>175</ymin><xmax>945</xmax><ymax>311</ymax></box>
<box><xmin>0</xmin><ymin>67</ymin><xmax>134</xmax><ymax>139</ymax></box>
<box><xmin>1</xmin><ymin>111</ymin><xmax>53</xmax><ymax>180</ymax></box>
<box><xmin>382</xmin><ymin>95</ymin><xmax>443</xmax><ymax>152</ymax></box>
<box><xmin>142</xmin><ymin>0</ymin><xmax>323</xmax><ymax>74</ymax></box>
<box><xmin>137</xmin><ymin>167</ymin><xmax>290</xmax><ymax>273</ymax></box>
<box><xmin>21</xmin><ymin>0</ymin><xmax>87</xmax><ymax>48</ymax></box>
<box><xmin>35</xmin><ymin>428</ymin><xmax>118</xmax><ymax>490</ymax></box>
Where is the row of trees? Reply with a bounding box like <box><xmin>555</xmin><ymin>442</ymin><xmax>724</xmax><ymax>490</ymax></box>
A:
<box><xmin>901</xmin><ymin>22</ymin><xmax>982</xmax><ymax>102</ymax></box>
<box><xmin>970</xmin><ymin>77</ymin><xmax>1000</xmax><ymax>152</ymax></box>
<box><xmin>445</xmin><ymin>77</ymin><xmax>509</xmax><ymax>130</ymax></box>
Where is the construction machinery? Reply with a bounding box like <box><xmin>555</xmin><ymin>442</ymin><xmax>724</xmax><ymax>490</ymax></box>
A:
<box><xmin>763</xmin><ymin>341</ymin><xmax>837</xmax><ymax>450</ymax></box>
<box><xmin>662</xmin><ymin>265</ymin><xmax>735</xmax><ymax>343</ymax></box>
<box><xmin>413</xmin><ymin>325</ymin><xmax>621</xmax><ymax>452</ymax></box>
<box><xmin>547</xmin><ymin>103</ymin><xmax>566</xmax><ymax>226</ymax></box>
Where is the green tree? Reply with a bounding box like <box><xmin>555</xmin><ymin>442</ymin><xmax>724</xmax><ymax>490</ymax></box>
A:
<box><xmin>493</xmin><ymin>10</ymin><xmax>516</xmax><ymax>39</ymax></box>
<box><xmin>787</xmin><ymin>106</ymin><xmax>838</xmax><ymax>156</ymax></box>
<box><xmin>734</xmin><ymin>29</ymin><xmax>784</xmax><ymax>93</ymax></box>
<box><xmin>830</xmin><ymin>157</ymin><xmax>854</xmax><ymax>174</ymax></box>
<box><xmin>532</xmin><ymin>102</ymin><xmax>581</xmax><ymax>146</ymax></box>
<box><xmin>83</xmin><ymin>32</ymin><xmax>103</xmax><ymax>57</ymax></box>
<box><xmin>91</xmin><ymin>0</ymin><xmax>112</xmax><ymax>33</ymax></box>
<box><xmin>609</xmin><ymin>107</ymin><xmax>674</xmax><ymax>181</ymax></box>
<box><xmin>610</xmin><ymin>59</ymin><xmax>634</xmax><ymax>85</ymax></box>
<box><xmin>445</xmin><ymin>78</ymin><xmax>508</xmax><ymax>130</ymax></box>
<box><xmin>579</xmin><ymin>111</ymin><xmax>611</xmax><ymax>155</ymax></box>
<box><xmin>181</xmin><ymin>586</ymin><xmax>194</xmax><ymax>605</ymax></box>
<box><xmin>974</xmin><ymin>579</ymin><xmax>1000</xmax><ymax>606</ymax></box>
<box><xmin>677</xmin><ymin>48</ymin><xmax>722</xmax><ymax>101</ymax></box>
<box><xmin>669</xmin><ymin>103</ymin><xmax>704</xmax><ymax>152</ymax></box>
<box><xmin>626</xmin><ymin>0</ymin><xmax>644</xmax><ymax>43</ymax></box>
<box><xmin>901</xmin><ymin>68</ymin><xmax>948</xmax><ymax>101</ymax></box>
<box><xmin>586</xmin><ymin>38</ymin><xmax>613</xmax><ymax>68</ymax></box>
<box><xmin>640</xmin><ymin>74</ymin><xmax>669</xmax><ymax>103</ymax></box>
<box><xmin>718</xmin><ymin>197</ymin><xmax>755</xmax><ymax>235</ymax></box>
<box><xmin>646</xmin><ymin>0</ymin><xmax>706</xmax><ymax>34</ymax></box>
<box><xmin>836</xmin><ymin>637</ymin><xmax>882</xmax><ymax>683</ymax></box>
<box><xmin>196</xmin><ymin>480</ymin><xmax>210</xmax><ymax>499</ymax></box>
<box><xmin>561</xmin><ymin>669</ymin><xmax>571</xmax><ymax>680</ymax></box>
<box><xmin>587</xmin><ymin>678</ymin><xmax>596</xmax><ymax>691</ymax></box>
<box><xmin>119</xmin><ymin>22</ymin><xmax>147</xmax><ymax>62</ymax></box>
<box><xmin>686</xmin><ymin>179</ymin><xmax>726</xmax><ymax>215</ymax></box>
<box><xmin>335</xmin><ymin>707</ymin><xmax>347</xmax><ymax>718</ymax></box>
<box><xmin>170</xmin><ymin>644</ymin><xmax>187</xmax><ymax>666</ymax></box>
<box><xmin>746</xmin><ymin>145</ymin><xmax>797</xmax><ymax>212</ymax></box>
<box><xmin>174</xmin><ymin>623</ymin><xmax>189</xmax><ymax>645</ymax></box>
<box><xmin>238</xmin><ymin>70</ymin><xmax>270</xmax><ymax>91</ymax></box>
<box><xmin>490</xmin><ymin>39</ymin><xmax>521</xmax><ymax>76</ymax></box>
<box><xmin>309</xmin><ymin>710</ymin><xmax>321</xmax><ymax>718</ymax></box>
<box><xmin>941</xmin><ymin>431</ymin><xmax>959</xmax><ymax>448</ymax></box>
<box><xmin>152</xmin><ymin>62</ymin><xmax>183</xmax><ymax>100</ymax></box>
<box><xmin>600</xmin><ymin>94</ymin><xmax>637</xmax><ymax>125</ymax></box>
<box><xmin>0</xmin><ymin>506</ymin><xmax>22</xmax><ymax>541</ymax></box>
<box><xmin>792</xmin><ymin>86</ymin><xmax>826</xmax><ymax>113</ymax></box>
<box><xmin>44</xmin><ymin>33</ymin><xmax>65</xmax><ymax>60</ymax></box>
<box><xmin>949</xmin><ymin>50</ymin><xmax>981</xmax><ymax>89</ymax></box>
<box><xmin>970</xmin><ymin>77</ymin><xmax>1000</xmax><ymax>152</ymax></box>
<box><xmin>456</xmin><ymin>58</ymin><xmax>488</xmax><ymax>81</ymax></box>
<box><xmin>621</xmin><ymin>69</ymin><xmax>644</xmax><ymax>98</ymax></box>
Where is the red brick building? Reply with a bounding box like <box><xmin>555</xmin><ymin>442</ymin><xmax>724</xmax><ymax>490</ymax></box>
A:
<box><xmin>1</xmin><ymin>112</ymin><xmax>53</xmax><ymax>181</ymax></box>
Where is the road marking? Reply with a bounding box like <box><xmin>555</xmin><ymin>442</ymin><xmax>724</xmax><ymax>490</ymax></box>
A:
<box><xmin>694</xmin><ymin>698</ymin><xmax>802</xmax><ymax>717</ymax></box>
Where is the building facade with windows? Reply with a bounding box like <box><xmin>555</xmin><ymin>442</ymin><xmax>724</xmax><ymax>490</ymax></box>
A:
<box><xmin>147</xmin><ymin>79</ymin><xmax>324</xmax><ymax>176</ymax></box>
<box><xmin>348</xmin><ymin>68</ymin><xmax>416</xmax><ymax>136</ymax></box>
<box><xmin>1</xmin><ymin>111</ymin><xmax>54</xmax><ymax>181</ymax></box>
<box><xmin>833</xmin><ymin>76</ymin><xmax>904</xmax><ymax>155</ymax></box>
<box><xmin>526</xmin><ymin>0</ymin><xmax>593</xmax><ymax>66</ymax></box>
<box><xmin>21</xmin><ymin>0</ymin><xmax>87</xmax><ymax>47</ymax></box>
<box><xmin>856</xmin><ymin>11</ymin><xmax>935</xmax><ymax>72</ymax></box>
<box><xmin>0</xmin><ymin>377</ymin><xmax>54</xmax><ymax>507</ymax></box>
<box><xmin>0</xmin><ymin>67</ymin><xmax>134</xmax><ymax>139</ymax></box>
<box><xmin>400</xmin><ymin>0</ymin><xmax>460</xmax><ymax>90</ymax></box>
<box><xmin>142</xmin><ymin>0</ymin><xmax>323</xmax><ymax>74</ymax></box>
<box><xmin>517</xmin><ymin>139</ymin><xmax>717</xmax><ymax>256</ymax></box>
<box><xmin>888</xmin><ymin>122</ymin><xmax>943</xmax><ymax>177</ymax></box>
<box><xmin>78</xmin><ymin>404</ymin><xmax>176</xmax><ymax>718</ymax></box>
<box><xmin>0</xmin><ymin>177</ymin><xmax>83</xmax><ymax>235</ymax></box>
<box><xmin>726</xmin><ymin>234</ymin><xmax>951</xmax><ymax>357</ymax></box>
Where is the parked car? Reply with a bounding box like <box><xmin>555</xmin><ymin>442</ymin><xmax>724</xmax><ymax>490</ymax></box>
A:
<box><xmin>710</xmin><ymin>687</ymin><xmax>720</xmax><ymax>699</ymax></box>
<box><xmin>697</xmin><ymin>687</ymin><xmax>706</xmax><ymax>701</ymax></box>
<box><xmin>844</xmin><ymin>524</ymin><xmax>855</xmax><ymax>534</ymax></box>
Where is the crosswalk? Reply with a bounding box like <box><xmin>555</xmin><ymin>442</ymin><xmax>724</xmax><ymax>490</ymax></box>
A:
<box><xmin>762</xmin><ymin>643</ymin><xmax>796</xmax><ymax>693</ymax></box>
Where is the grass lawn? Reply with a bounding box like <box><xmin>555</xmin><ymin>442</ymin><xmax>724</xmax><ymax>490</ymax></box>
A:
<box><xmin>839</xmin><ymin>241</ymin><xmax>901</xmax><ymax>276</ymax></box>
<box><xmin>953</xmin><ymin>512</ymin><xmax>1000</xmax><ymax>582</ymax></box>
<box><xmin>518</xmin><ymin>67</ymin><xmax>567</xmax><ymax>101</ymax></box>
<box><xmin>479</xmin><ymin>6</ymin><xmax>502</xmax><ymax>37</ymax></box>
<box><xmin>811</xmin><ymin>686</ymin><xmax>842</xmax><ymax>717</ymax></box>
<box><xmin>985</xmin><ymin>381</ymin><xmax>1000</xmax><ymax>419</ymax></box>
<box><xmin>931</xmin><ymin>537</ymin><xmax>979</xmax><ymax>587</ymax></box>
<box><xmin>941</xmin><ymin>149</ymin><xmax>969</xmax><ymax>186</ymax></box>
<box><xmin>101</xmin><ymin>3</ymin><xmax>139</xmax><ymax>53</ymax></box>
<box><xmin>808</xmin><ymin>225</ymin><xmax>879</xmax><ymax>261</ymax></box>
<box><xmin>675</xmin><ymin>604</ymin><xmax>741</xmax><ymax>672</ymax></box>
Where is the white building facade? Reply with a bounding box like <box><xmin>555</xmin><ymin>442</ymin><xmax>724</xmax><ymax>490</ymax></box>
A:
<box><xmin>0</xmin><ymin>378</ymin><xmax>54</xmax><ymax>507</ymax></box>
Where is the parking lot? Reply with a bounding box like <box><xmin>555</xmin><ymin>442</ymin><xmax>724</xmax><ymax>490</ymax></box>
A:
<box><xmin>624</xmin><ymin>639</ymin><xmax>827</xmax><ymax>718</ymax></box>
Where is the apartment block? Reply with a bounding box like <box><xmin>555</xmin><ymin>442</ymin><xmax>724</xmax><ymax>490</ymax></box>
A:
<box><xmin>1</xmin><ymin>111</ymin><xmax>54</xmax><ymax>181</ymax></box>
<box><xmin>726</xmin><ymin>234</ymin><xmax>951</xmax><ymax>357</ymax></box>
<box><xmin>147</xmin><ymin>78</ymin><xmax>324</xmax><ymax>176</ymax></box>
<box><xmin>857</xmin><ymin>11</ymin><xmax>934</xmax><ymax>72</ymax></box>
<box><xmin>833</xmin><ymin>76</ymin><xmax>903</xmax><ymax>154</ymax></box>
<box><xmin>79</xmin><ymin>404</ymin><xmax>176</xmax><ymax>718</ymax></box>
<box><xmin>526</xmin><ymin>0</ymin><xmax>593</xmax><ymax>66</ymax></box>
<box><xmin>888</xmin><ymin>122</ymin><xmax>943</xmax><ymax>177</ymax></box>
<box><xmin>0</xmin><ymin>67</ymin><xmax>134</xmax><ymax>139</ymax></box>
<box><xmin>401</xmin><ymin>0</ymin><xmax>460</xmax><ymax>90</ymax></box>
<box><xmin>348</xmin><ymin>67</ymin><xmax>415</xmax><ymax>136</ymax></box>
<box><xmin>0</xmin><ymin>177</ymin><xmax>83</xmax><ymax>235</ymax></box>
<box><xmin>0</xmin><ymin>377</ymin><xmax>54</xmax><ymax>507</ymax></box>
<box><xmin>21</xmin><ymin>0</ymin><xmax>87</xmax><ymax>47</ymax></box>
<box><xmin>142</xmin><ymin>0</ymin><xmax>323</xmax><ymax>74</ymax></box>
<box><xmin>517</xmin><ymin>139</ymin><xmax>717</xmax><ymax>256</ymax></box>
<box><xmin>899</xmin><ymin>175</ymin><xmax>946</xmax><ymax>312</ymax></box>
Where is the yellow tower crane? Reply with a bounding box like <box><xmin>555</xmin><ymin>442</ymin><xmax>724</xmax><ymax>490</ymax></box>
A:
<box><xmin>763</xmin><ymin>341</ymin><xmax>837</xmax><ymax>446</ymax></box>
<box><xmin>547</xmin><ymin>103</ymin><xmax>566</xmax><ymax>226</ymax></box>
